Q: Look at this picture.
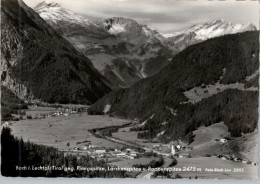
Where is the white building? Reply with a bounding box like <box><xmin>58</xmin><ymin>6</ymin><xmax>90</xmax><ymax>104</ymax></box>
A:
<box><xmin>242</xmin><ymin>160</ymin><xmax>247</xmax><ymax>164</ymax></box>
<box><xmin>176</xmin><ymin>145</ymin><xmax>181</xmax><ymax>150</ymax></box>
<box><xmin>171</xmin><ymin>145</ymin><xmax>176</xmax><ymax>155</ymax></box>
<box><xmin>178</xmin><ymin>153</ymin><xmax>191</xmax><ymax>158</ymax></box>
<box><xmin>116</xmin><ymin>153</ymin><xmax>126</xmax><ymax>157</ymax></box>
<box><xmin>220</xmin><ymin>138</ymin><xmax>227</xmax><ymax>143</ymax></box>
<box><xmin>95</xmin><ymin>150</ymin><xmax>106</xmax><ymax>154</ymax></box>
<box><xmin>221</xmin><ymin>157</ymin><xmax>227</xmax><ymax>160</ymax></box>
<box><xmin>130</xmin><ymin>153</ymin><xmax>137</xmax><ymax>158</ymax></box>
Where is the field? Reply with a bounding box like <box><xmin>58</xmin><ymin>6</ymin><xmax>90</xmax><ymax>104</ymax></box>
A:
<box><xmin>112</xmin><ymin>126</ymin><xmax>168</xmax><ymax>149</ymax></box>
<box><xmin>10</xmin><ymin>107</ymin><xmax>130</xmax><ymax>150</ymax></box>
<box><xmin>173</xmin><ymin>157</ymin><xmax>258</xmax><ymax>180</ymax></box>
<box><xmin>232</xmin><ymin>130</ymin><xmax>258</xmax><ymax>162</ymax></box>
<box><xmin>188</xmin><ymin>122</ymin><xmax>258</xmax><ymax>162</ymax></box>
<box><xmin>190</xmin><ymin>122</ymin><xmax>230</xmax><ymax>147</ymax></box>
<box><xmin>110</xmin><ymin>157</ymin><xmax>156</xmax><ymax>168</ymax></box>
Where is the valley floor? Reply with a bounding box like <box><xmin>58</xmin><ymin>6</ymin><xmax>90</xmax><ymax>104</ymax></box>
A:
<box><xmin>5</xmin><ymin>106</ymin><xmax>258</xmax><ymax>180</ymax></box>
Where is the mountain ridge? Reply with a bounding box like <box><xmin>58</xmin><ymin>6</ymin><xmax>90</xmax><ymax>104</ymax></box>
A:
<box><xmin>163</xmin><ymin>19</ymin><xmax>257</xmax><ymax>53</ymax></box>
<box><xmin>32</xmin><ymin>2</ymin><xmax>172</xmax><ymax>88</ymax></box>
<box><xmin>34</xmin><ymin>1</ymin><xmax>257</xmax><ymax>89</ymax></box>
<box><xmin>1</xmin><ymin>0</ymin><xmax>111</xmax><ymax>104</ymax></box>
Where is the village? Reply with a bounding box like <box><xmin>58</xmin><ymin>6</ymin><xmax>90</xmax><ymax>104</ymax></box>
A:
<box><xmin>2</xmin><ymin>118</ymin><xmax>258</xmax><ymax>169</ymax></box>
<box><xmin>2</xmin><ymin>103</ymin><xmax>86</xmax><ymax>123</ymax></box>
<box><xmin>62</xmin><ymin>144</ymin><xmax>139</xmax><ymax>160</ymax></box>
<box><xmin>57</xmin><ymin>136</ymin><xmax>258</xmax><ymax>168</ymax></box>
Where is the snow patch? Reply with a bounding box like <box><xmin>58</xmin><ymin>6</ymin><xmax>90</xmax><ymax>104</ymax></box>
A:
<box><xmin>107</xmin><ymin>23</ymin><xmax>126</xmax><ymax>35</ymax></box>
<box><xmin>142</xmin><ymin>27</ymin><xmax>151</xmax><ymax>36</ymax></box>
<box><xmin>156</xmin><ymin>131</ymin><xmax>165</xmax><ymax>137</ymax></box>
<box><xmin>161</xmin><ymin>121</ymin><xmax>168</xmax><ymax>126</ymax></box>
<box><xmin>245</xmin><ymin>70</ymin><xmax>259</xmax><ymax>81</ymax></box>
<box><xmin>140</xmin><ymin>68</ymin><xmax>147</xmax><ymax>78</ymax></box>
<box><xmin>140</xmin><ymin>120</ymin><xmax>147</xmax><ymax>127</ymax></box>
<box><xmin>166</xmin><ymin>106</ymin><xmax>177</xmax><ymax>116</ymax></box>
<box><xmin>162</xmin><ymin>32</ymin><xmax>180</xmax><ymax>38</ymax></box>
<box><xmin>149</xmin><ymin>114</ymin><xmax>154</xmax><ymax>119</ymax></box>
<box><xmin>139</xmin><ymin>113</ymin><xmax>154</xmax><ymax>127</ymax></box>
<box><xmin>103</xmin><ymin>104</ymin><xmax>111</xmax><ymax>113</ymax></box>
<box><xmin>219</xmin><ymin>68</ymin><xmax>226</xmax><ymax>81</ymax></box>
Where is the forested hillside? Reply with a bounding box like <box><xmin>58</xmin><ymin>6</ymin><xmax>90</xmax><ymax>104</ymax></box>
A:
<box><xmin>89</xmin><ymin>31</ymin><xmax>259</xmax><ymax>141</ymax></box>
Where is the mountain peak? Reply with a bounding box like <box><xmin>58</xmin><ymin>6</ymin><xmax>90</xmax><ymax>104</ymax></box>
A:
<box><xmin>34</xmin><ymin>1</ymin><xmax>61</xmax><ymax>10</ymax></box>
<box><xmin>34</xmin><ymin>1</ymin><xmax>88</xmax><ymax>24</ymax></box>
<box><xmin>212</xmin><ymin>19</ymin><xmax>225</xmax><ymax>24</ymax></box>
<box><xmin>47</xmin><ymin>2</ymin><xmax>61</xmax><ymax>7</ymax></box>
<box><xmin>178</xmin><ymin>19</ymin><xmax>256</xmax><ymax>39</ymax></box>
<box><xmin>106</xmin><ymin>17</ymin><xmax>139</xmax><ymax>24</ymax></box>
<box><xmin>163</xmin><ymin>19</ymin><xmax>257</xmax><ymax>54</ymax></box>
<box><xmin>103</xmin><ymin>17</ymin><xmax>141</xmax><ymax>35</ymax></box>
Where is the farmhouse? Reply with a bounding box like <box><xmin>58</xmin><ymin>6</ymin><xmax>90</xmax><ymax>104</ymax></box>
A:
<box><xmin>221</xmin><ymin>156</ymin><xmax>227</xmax><ymax>160</ymax></box>
<box><xmin>220</xmin><ymin>138</ymin><xmax>227</xmax><ymax>143</ymax></box>
<box><xmin>82</xmin><ymin>146</ymin><xmax>88</xmax><ymax>150</ymax></box>
<box><xmin>176</xmin><ymin>145</ymin><xmax>181</xmax><ymax>150</ymax></box>
<box><xmin>89</xmin><ymin>144</ymin><xmax>97</xmax><ymax>148</ymax></box>
<box><xmin>242</xmin><ymin>160</ymin><xmax>247</xmax><ymax>164</ymax></box>
<box><xmin>116</xmin><ymin>153</ymin><xmax>127</xmax><ymax>158</ymax></box>
<box><xmin>178</xmin><ymin>153</ymin><xmax>191</xmax><ymax>158</ymax></box>
<box><xmin>3</xmin><ymin>122</ymin><xmax>10</xmax><ymax>127</ymax></box>
<box><xmin>234</xmin><ymin>157</ymin><xmax>241</xmax><ymax>162</ymax></box>
<box><xmin>126</xmin><ymin>155</ymin><xmax>135</xmax><ymax>159</ymax></box>
<box><xmin>130</xmin><ymin>153</ymin><xmax>137</xmax><ymax>158</ymax></box>
<box><xmin>252</xmin><ymin>162</ymin><xmax>258</xmax><ymax>166</ymax></box>
<box><xmin>95</xmin><ymin>150</ymin><xmax>106</xmax><ymax>154</ymax></box>
<box><xmin>153</xmin><ymin>145</ymin><xmax>160</xmax><ymax>148</ymax></box>
<box><xmin>73</xmin><ymin>147</ymin><xmax>79</xmax><ymax>151</ymax></box>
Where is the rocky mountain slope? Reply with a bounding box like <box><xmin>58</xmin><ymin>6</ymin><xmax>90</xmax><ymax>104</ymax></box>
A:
<box><xmin>1</xmin><ymin>85</ymin><xmax>28</xmax><ymax>121</ymax></box>
<box><xmin>34</xmin><ymin>2</ymin><xmax>257</xmax><ymax>89</ymax></box>
<box><xmin>33</xmin><ymin>2</ymin><xmax>172</xmax><ymax>88</ymax></box>
<box><xmin>1</xmin><ymin>0</ymin><xmax>111</xmax><ymax>104</ymax></box>
<box><xmin>89</xmin><ymin>31</ymin><xmax>259</xmax><ymax>142</ymax></box>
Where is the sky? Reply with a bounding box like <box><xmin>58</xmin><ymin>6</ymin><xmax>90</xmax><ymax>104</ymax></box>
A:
<box><xmin>23</xmin><ymin>0</ymin><xmax>259</xmax><ymax>34</ymax></box>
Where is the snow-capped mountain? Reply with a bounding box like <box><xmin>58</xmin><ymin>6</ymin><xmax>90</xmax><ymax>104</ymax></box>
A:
<box><xmin>34</xmin><ymin>1</ymin><xmax>257</xmax><ymax>89</ymax></box>
<box><xmin>104</xmin><ymin>17</ymin><xmax>165</xmax><ymax>45</ymax></box>
<box><xmin>164</xmin><ymin>19</ymin><xmax>257</xmax><ymax>53</ymax></box>
<box><xmin>182</xmin><ymin>19</ymin><xmax>256</xmax><ymax>40</ymax></box>
<box><xmin>34</xmin><ymin>1</ymin><xmax>99</xmax><ymax>28</ymax></box>
<box><xmin>34</xmin><ymin>2</ymin><xmax>172</xmax><ymax>89</ymax></box>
